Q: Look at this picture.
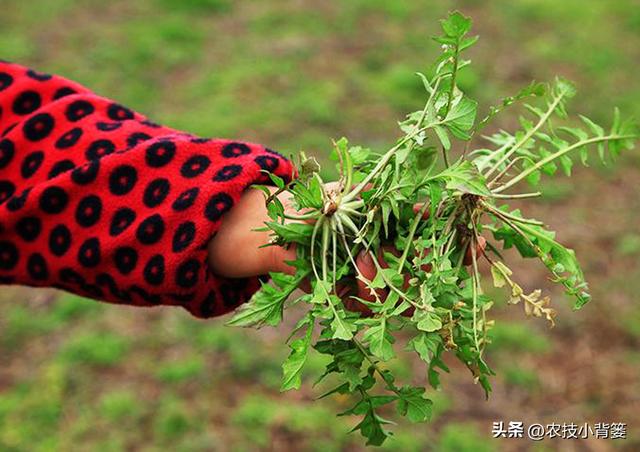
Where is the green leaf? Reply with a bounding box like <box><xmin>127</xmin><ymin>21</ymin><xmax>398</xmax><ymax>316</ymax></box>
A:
<box><xmin>416</xmin><ymin>312</ymin><xmax>442</xmax><ymax>333</ymax></box>
<box><xmin>519</xmin><ymin>223</ymin><xmax>583</xmax><ymax>279</ymax></box>
<box><xmin>267</xmin><ymin>221</ymin><xmax>315</xmax><ymax>245</ymax></box>
<box><xmin>331</xmin><ymin>310</ymin><xmax>356</xmax><ymax>340</ymax></box>
<box><xmin>267</xmin><ymin>172</ymin><xmax>285</xmax><ymax>189</ymax></box>
<box><xmin>433</xmin><ymin>125</ymin><xmax>451</xmax><ymax>150</ymax></box>
<box><xmin>437</xmin><ymin>159</ymin><xmax>490</xmax><ymax>196</ymax></box>
<box><xmin>350</xmin><ymin>409</ymin><xmax>394</xmax><ymax>446</ymax></box>
<box><xmin>409</xmin><ymin>333</ymin><xmax>441</xmax><ymax>364</ymax></box>
<box><xmin>362</xmin><ymin>320</ymin><xmax>396</xmax><ymax>361</ymax></box>
<box><xmin>444</xmin><ymin>96</ymin><xmax>477</xmax><ymax>139</ymax></box>
<box><xmin>490</xmin><ymin>261</ymin><xmax>512</xmax><ymax>288</ymax></box>
<box><xmin>396</xmin><ymin>386</ymin><xmax>433</xmax><ymax>423</ymax></box>
<box><xmin>226</xmin><ymin>283</ymin><xmax>287</xmax><ymax>327</ymax></box>
<box><xmin>440</xmin><ymin>11</ymin><xmax>472</xmax><ymax>38</ymax></box>
<box><xmin>281</xmin><ymin>316</ymin><xmax>314</xmax><ymax>391</ymax></box>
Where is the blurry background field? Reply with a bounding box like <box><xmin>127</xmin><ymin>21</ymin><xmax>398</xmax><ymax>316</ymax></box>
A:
<box><xmin>1</xmin><ymin>0</ymin><xmax>639</xmax><ymax>451</ymax></box>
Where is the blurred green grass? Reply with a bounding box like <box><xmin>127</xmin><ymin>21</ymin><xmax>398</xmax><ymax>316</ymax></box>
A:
<box><xmin>1</xmin><ymin>1</ymin><xmax>639</xmax><ymax>451</ymax></box>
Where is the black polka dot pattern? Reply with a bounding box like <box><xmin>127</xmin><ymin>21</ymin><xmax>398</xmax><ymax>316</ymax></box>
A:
<box><xmin>55</xmin><ymin>127</ymin><xmax>83</xmax><ymax>149</ymax></box>
<box><xmin>48</xmin><ymin>159</ymin><xmax>75</xmax><ymax>179</ymax></box>
<box><xmin>96</xmin><ymin>121</ymin><xmax>122</xmax><ymax>131</ymax></box>
<box><xmin>26</xmin><ymin>69</ymin><xmax>52</xmax><ymax>81</ymax></box>
<box><xmin>12</xmin><ymin>90</ymin><xmax>41</xmax><ymax>115</ymax></box>
<box><xmin>0</xmin><ymin>180</ymin><xmax>16</xmax><ymax>204</ymax></box>
<box><xmin>2</xmin><ymin>122</ymin><xmax>17</xmax><ymax>137</ymax></box>
<box><xmin>71</xmin><ymin>160</ymin><xmax>100</xmax><ymax>185</ymax></box>
<box><xmin>52</xmin><ymin>87</ymin><xmax>77</xmax><ymax>100</ymax></box>
<box><xmin>86</xmin><ymin>139</ymin><xmax>115</xmax><ymax>160</ymax></box>
<box><xmin>143</xmin><ymin>255</ymin><xmax>165</xmax><ymax>285</ymax></box>
<box><xmin>78</xmin><ymin>238</ymin><xmax>101</xmax><ymax>268</ymax></box>
<box><xmin>21</xmin><ymin>151</ymin><xmax>44</xmax><ymax>178</ymax></box>
<box><xmin>126</xmin><ymin>132</ymin><xmax>151</xmax><ymax>148</ymax></box>
<box><xmin>23</xmin><ymin>113</ymin><xmax>54</xmax><ymax>141</ymax></box>
<box><xmin>255</xmin><ymin>155</ymin><xmax>280</xmax><ymax>172</ymax></box>
<box><xmin>0</xmin><ymin>139</ymin><xmax>14</xmax><ymax>169</ymax></box>
<box><xmin>172</xmin><ymin>221</ymin><xmax>195</xmax><ymax>252</ymax></box>
<box><xmin>0</xmin><ymin>240</ymin><xmax>19</xmax><ymax>270</ymax></box>
<box><xmin>0</xmin><ymin>72</ymin><xmax>13</xmax><ymax>91</ymax></box>
<box><xmin>114</xmin><ymin>247</ymin><xmax>138</xmax><ymax>275</ymax></box>
<box><xmin>107</xmin><ymin>103</ymin><xmax>134</xmax><ymax>121</ymax></box>
<box><xmin>136</xmin><ymin>214</ymin><xmax>165</xmax><ymax>245</ymax></box>
<box><xmin>65</xmin><ymin>100</ymin><xmax>95</xmax><ymax>122</ymax></box>
<box><xmin>205</xmin><ymin>192</ymin><xmax>234</xmax><ymax>222</ymax></box>
<box><xmin>172</xmin><ymin>187</ymin><xmax>199</xmax><ymax>211</ymax></box>
<box><xmin>27</xmin><ymin>253</ymin><xmax>48</xmax><ymax>280</ymax></box>
<box><xmin>6</xmin><ymin>188</ymin><xmax>29</xmax><ymax>211</ymax></box>
<box><xmin>222</xmin><ymin>142</ymin><xmax>251</xmax><ymax>158</ymax></box>
<box><xmin>181</xmin><ymin>155</ymin><xmax>211</xmax><ymax>178</ymax></box>
<box><xmin>49</xmin><ymin>224</ymin><xmax>72</xmax><ymax>256</ymax></box>
<box><xmin>109</xmin><ymin>207</ymin><xmax>136</xmax><ymax>237</ymax></box>
<box><xmin>39</xmin><ymin>186</ymin><xmax>69</xmax><ymax>214</ymax></box>
<box><xmin>175</xmin><ymin>259</ymin><xmax>200</xmax><ymax>288</ymax></box>
<box><xmin>59</xmin><ymin>267</ymin><xmax>85</xmax><ymax>285</ymax></box>
<box><xmin>213</xmin><ymin>164</ymin><xmax>242</xmax><ymax>182</ymax></box>
<box><xmin>143</xmin><ymin>178</ymin><xmax>170</xmax><ymax>208</ymax></box>
<box><xmin>145</xmin><ymin>141</ymin><xmax>175</xmax><ymax>167</ymax></box>
<box><xmin>16</xmin><ymin>216</ymin><xmax>42</xmax><ymax>242</ymax></box>
<box><xmin>109</xmin><ymin>165</ymin><xmax>137</xmax><ymax>195</ymax></box>
<box><xmin>75</xmin><ymin>195</ymin><xmax>102</xmax><ymax>227</ymax></box>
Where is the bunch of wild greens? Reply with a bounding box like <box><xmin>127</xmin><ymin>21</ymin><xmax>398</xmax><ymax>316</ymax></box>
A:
<box><xmin>228</xmin><ymin>11</ymin><xmax>637</xmax><ymax>446</ymax></box>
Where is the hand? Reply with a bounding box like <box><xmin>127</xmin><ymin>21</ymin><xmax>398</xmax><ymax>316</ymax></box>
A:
<box><xmin>207</xmin><ymin>186</ymin><xmax>298</xmax><ymax>278</ymax></box>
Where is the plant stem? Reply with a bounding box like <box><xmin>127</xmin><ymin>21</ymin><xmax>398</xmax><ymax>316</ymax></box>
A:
<box><xmin>443</xmin><ymin>43</ymin><xmax>460</xmax><ymax>118</ymax></box>
<box><xmin>309</xmin><ymin>217</ymin><xmax>324</xmax><ymax>281</ymax></box>
<box><xmin>484</xmin><ymin>91</ymin><xmax>566</xmax><ymax>178</ymax></box>
<box><xmin>488</xmin><ymin>156</ymin><xmax>529</xmax><ymax>187</ymax></box>
<box><xmin>322</xmin><ymin>221</ymin><xmax>330</xmax><ymax>281</ymax></box>
<box><xmin>490</xmin><ymin>192</ymin><xmax>541</xmax><ymax>199</ymax></box>
<box><xmin>369</xmin><ymin>250</ymin><xmax>425</xmax><ymax>311</ymax></box>
<box><xmin>397</xmin><ymin>201</ymin><xmax>430</xmax><ymax>274</ymax></box>
<box><xmin>469</xmin><ymin>214</ymin><xmax>483</xmax><ymax>357</ymax></box>
<box><xmin>481</xmin><ymin>202</ymin><xmax>545</xmax><ymax>226</ymax></box>
<box><xmin>494</xmin><ymin>134</ymin><xmax>636</xmax><ymax>193</ymax></box>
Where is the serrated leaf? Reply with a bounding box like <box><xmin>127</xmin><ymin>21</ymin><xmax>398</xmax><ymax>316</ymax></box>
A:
<box><xmin>444</xmin><ymin>96</ymin><xmax>477</xmax><ymax>139</ymax></box>
<box><xmin>281</xmin><ymin>317</ymin><xmax>314</xmax><ymax>391</ymax></box>
<box><xmin>331</xmin><ymin>310</ymin><xmax>355</xmax><ymax>340</ymax></box>
<box><xmin>413</xmin><ymin>310</ymin><xmax>442</xmax><ymax>333</ymax></box>
<box><xmin>362</xmin><ymin>320</ymin><xmax>395</xmax><ymax>361</ymax></box>
<box><xmin>396</xmin><ymin>387</ymin><xmax>433</xmax><ymax>423</ymax></box>
<box><xmin>351</xmin><ymin>409</ymin><xmax>394</xmax><ymax>446</ymax></box>
<box><xmin>437</xmin><ymin>159</ymin><xmax>490</xmax><ymax>196</ymax></box>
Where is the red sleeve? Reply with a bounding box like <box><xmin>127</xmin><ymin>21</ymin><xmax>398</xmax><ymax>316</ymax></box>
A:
<box><xmin>0</xmin><ymin>61</ymin><xmax>295</xmax><ymax>318</ymax></box>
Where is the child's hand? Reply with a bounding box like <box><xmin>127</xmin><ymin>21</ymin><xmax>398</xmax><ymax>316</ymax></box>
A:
<box><xmin>207</xmin><ymin>186</ymin><xmax>300</xmax><ymax>279</ymax></box>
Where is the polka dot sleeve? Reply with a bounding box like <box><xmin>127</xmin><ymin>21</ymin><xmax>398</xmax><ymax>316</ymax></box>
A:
<box><xmin>0</xmin><ymin>61</ymin><xmax>295</xmax><ymax>318</ymax></box>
